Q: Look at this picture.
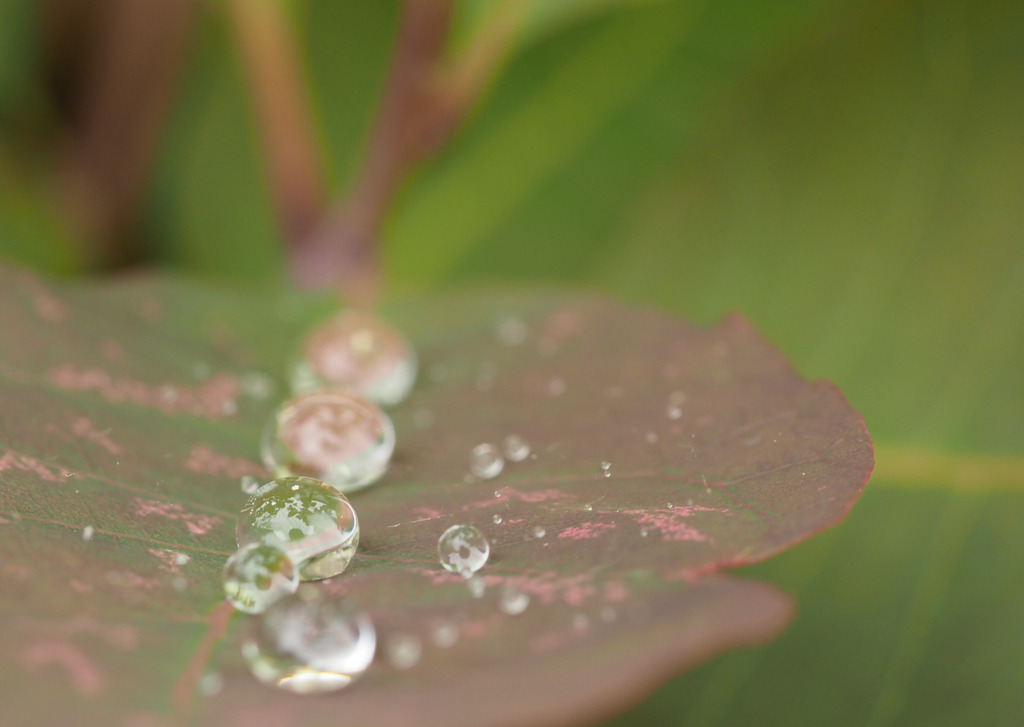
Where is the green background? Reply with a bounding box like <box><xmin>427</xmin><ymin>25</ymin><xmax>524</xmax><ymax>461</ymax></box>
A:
<box><xmin>2</xmin><ymin>0</ymin><xmax>1022</xmax><ymax>724</ymax></box>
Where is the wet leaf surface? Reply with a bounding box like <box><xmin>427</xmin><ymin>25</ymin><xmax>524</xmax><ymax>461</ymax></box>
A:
<box><xmin>0</xmin><ymin>264</ymin><xmax>871</xmax><ymax>726</ymax></box>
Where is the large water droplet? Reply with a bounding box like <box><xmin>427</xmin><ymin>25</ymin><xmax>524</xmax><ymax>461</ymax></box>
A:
<box><xmin>503</xmin><ymin>434</ymin><xmax>531</xmax><ymax>462</ymax></box>
<box><xmin>469</xmin><ymin>444</ymin><xmax>504</xmax><ymax>479</ymax></box>
<box><xmin>498</xmin><ymin>585</ymin><xmax>530</xmax><ymax>615</ymax></box>
<box><xmin>222</xmin><ymin>542</ymin><xmax>298</xmax><ymax>614</ymax></box>
<box><xmin>385</xmin><ymin>632</ymin><xmax>422</xmax><ymax>670</ymax></box>
<box><xmin>237</xmin><ymin>476</ymin><xmax>360</xmax><ymax>580</ymax></box>
<box><xmin>437</xmin><ymin>524</ymin><xmax>489</xmax><ymax>578</ymax></box>
<box><xmin>262</xmin><ymin>391</ymin><xmax>394</xmax><ymax>493</ymax></box>
<box><xmin>242</xmin><ymin>592</ymin><xmax>376</xmax><ymax>693</ymax></box>
<box><xmin>290</xmin><ymin>310</ymin><xmax>417</xmax><ymax>406</ymax></box>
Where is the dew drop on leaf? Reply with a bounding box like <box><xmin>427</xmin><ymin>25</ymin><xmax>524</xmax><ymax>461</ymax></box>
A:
<box><xmin>437</xmin><ymin>524</ymin><xmax>490</xmax><ymax>578</ymax></box>
<box><xmin>498</xmin><ymin>585</ymin><xmax>530</xmax><ymax>616</ymax></box>
<box><xmin>469</xmin><ymin>444</ymin><xmax>504</xmax><ymax>479</ymax></box>
<box><xmin>290</xmin><ymin>310</ymin><xmax>417</xmax><ymax>406</ymax></box>
<box><xmin>222</xmin><ymin>542</ymin><xmax>299</xmax><ymax>614</ymax></box>
<box><xmin>385</xmin><ymin>632</ymin><xmax>423</xmax><ymax>670</ymax></box>
<box><xmin>262</xmin><ymin>391</ymin><xmax>395</xmax><ymax>493</ymax></box>
<box><xmin>502</xmin><ymin>434</ymin><xmax>531</xmax><ymax>462</ymax></box>
<box><xmin>237</xmin><ymin>476</ymin><xmax>360</xmax><ymax>580</ymax></box>
<box><xmin>242</xmin><ymin>592</ymin><xmax>376</xmax><ymax>694</ymax></box>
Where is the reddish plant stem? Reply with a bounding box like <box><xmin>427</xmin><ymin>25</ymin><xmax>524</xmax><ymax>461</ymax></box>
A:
<box><xmin>228</xmin><ymin>0</ymin><xmax>326</xmax><ymax>245</ymax></box>
<box><xmin>289</xmin><ymin>0</ymin><xmax>455</xmax><ymax>298</ymax></box>
<box><xmin>54</xmin><ymin>0</ymin><xmax>195</xmax><ymax>268</ymax></box>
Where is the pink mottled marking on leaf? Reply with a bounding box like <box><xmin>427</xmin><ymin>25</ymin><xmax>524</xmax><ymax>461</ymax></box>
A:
<box><xmin>149</xmin><ymin>548</ymin><xmax>183</xmax><ymax>575</ymax></box>
<box><xmin>134</xmin><ymin>498</ymin><xmax>221</xmax><ymax>536</ymax></box>
<box><xmin>98</xmin><ymin>339</ymin><xmax>126</xmax><ymax>362</ymax></box>
<box><xmin>0</xmin><ymin>448</ymin><xmax>73</xmax><ymax>482</ymax></box>
<box><xmin>602</xmin><ymin>580</ymin><xmax>629</xmax><ymax>602</ymax></box>
<box><xmin>622</xmin><ymin>508</ymin><xmax>711</xmax><ymax>542</ymax></box>
<box><xmin>70</xmin><ymin>580</ymin><xmax>95</xmax><ymax>595</ymax></box>
<box><xmin>529</xmin><ymin>631</ymin><xmax>566</xmax><ymax>653</ymax></box>
<box><xmin>47</xmin><ymin>366</ymin><xmax>240</xmax><ymax>420</ymax></box>
<box><xmin>4</xmin><ymin>562</ymin><xmax>30</xmax><ymax>579</ymax></box>
<box><xmin>21</xmin><ymin>273</ymin><xmax>67</xmax><ymax>322</ymax></box>
<box><xmin>557</xmin><ymin>522</ymin><xmax>617</xmax><ymax>540</ymax></box>
<box><xmin>501</xmin><ymin>487</ymin><xmax>573</xmax><ymax>504</ymax></box>
<box><xmin>184</xmin><ymin>444</ymin><xmax>265</xmax><ymax>479</ymax></box>
<box><xmin>72</xmin><ymin>418</ymin><xmax>122</xmax><ymax>456</ymax></box>
<box><xmin>21</xmin><ymin>641</ymin><xmax>104</xmax><ymax>696</ymax></box>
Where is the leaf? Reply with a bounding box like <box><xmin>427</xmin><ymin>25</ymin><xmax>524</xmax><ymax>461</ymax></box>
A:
<box><xmin>0</xmin><ymin>263</ymin><xmax>870</xmax><ymax>726</ymax></box>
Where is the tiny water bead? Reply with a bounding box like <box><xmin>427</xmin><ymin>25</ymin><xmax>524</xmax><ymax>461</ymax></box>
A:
<box><xmin>222</xmin><ymin>542</ymin><xmax>298</xmax><ymax>614</ymax></box>
<box><xmin>503</xmin><ymin>434</ymin><xmax>530</xmax><ymax>462</ymax></box>
<box><xmin>532</xmin><ymin>526</ymin><xmax>546</xmax><ymax>539</ymax></box>
<box><xmin>492</xmin><ymin>514</ymin><xmax>503</xmax><ymax>525</ymax></box>
<box><xmin>262</xmin><ymin>390</ymin><xmax>395</xmax><ymax>493</ymax></box>
<box><xmin>384</xmin><ymin>632</ymin><xmax>423</xmax><ymax>670</ymax></box>
<box><xmin>498</xmin><ymin>585</ymin><xmax>530</xmax><ymax>616</ymax></box>
<box><xmin>82</xmin><ymin>525</ymin><xmax>94</xmax><ymax>541</ymax></box>
<box><xmin>469</xmin><ymin>443</ymin><xmax>504</xmax><ymax>479</ymax></box>
<box><xmin>237</xmin><ymin>476</ymin><xmax>360</xmax><ymax>580</ymax></box>
<box><xmin>600</xmin><ymin>461</ymin><xmax>612</xmax><ymax>477</ymax></box>
<box><xmin>438</xmin><ymin>524</ymin><xmax>490</xmax><ymax>578</ymax></box>
<box><xmin>290</xmin><ymin>310</ymin><xmax>417</xmax><ymax>407</ymax></box>
<box><xmin>242</xmin><ymin>592</ymin><xmax>376</xmax><ymax>694</ymax></box>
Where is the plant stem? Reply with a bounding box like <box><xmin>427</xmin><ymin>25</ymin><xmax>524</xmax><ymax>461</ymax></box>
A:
<box><xmin>228</xmin><ymin>0</ymin><xmax>325</xmax><ymax>245</ymax></box>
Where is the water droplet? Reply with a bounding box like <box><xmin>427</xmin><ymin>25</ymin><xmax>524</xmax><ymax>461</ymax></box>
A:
<box><xmin>532</xmin><ymin>526</ymin><xmax>546</xmax><ymax>539</ymax></box>
<box><xmin>430</xmin><ymin>621</ymin><xmax>459</xmax><ymax>648</ymax></box>
<box><xmin>222</xmin><ymin>542</ymin><xmax>299</xmax><ymax>614</ymax></box>
<box><xmin>572</xmin><ymin>613</ymin><xmax>589</xmax><ymax>631</ymax></box>
<box><xmin>498</xmin><ymin>585</ymin><xmax>530</xmax><ymax>615</ymax></box>
<box><xmin>198</xmin><ymin>672</ymin><xmax>224</xmax><ymax>697</ymax></box>
<box><xmin>174</xmin><ymin>552</ymin><xmax>190</xmax><ymax>566</ymax></box>
<box><xmin>548</xmin><ymin>378</ymin><xmax>567</xmax><ymax>396</ymax></box>
<box><xmin>385</xmin><ymin>632</ymin><xmax>422</xmax><ymax>670</ymax></box>
<box><xmin>241</xmin><ymin>372</ymin><xmax>275</xmax><ymax>400</ymax></box>
<box><xmin>600</xmin><ymin>461</ymin><xmax>611</xmax><ymax>478</ymax></box>
<box><xmin>496</xmin><ymin>316</ymin><xmax>529</xmax><ymax>346</ymax></box>
<box><xmin>242</xmin><ymin>593</ymin><xmax>375</xmax><ymax>693</ymax></box>
<box><xmin>492</xmin><ymin>514</ymin><xmax>503</xmax><ymax>525</ymax></box>
<box><xmin>437</xmin><ymin>524</ymin><xmax>490</xmax><ymax>578</ymax></box>
<box><xmin>469</xmin><ymin>444</ymin><xmax>504</xmax><ymax>479</ymax></box>
<box><xmin>468</xmin><ymin>575</ymin><xmax>487</xmax><ymax>598</ymax></box>
<box><xmin>640</xmin><ymin>528</ymin><xmax>649</xmax><ymax>538</ymax></box>
<box><xmin>221</xmin><ymin>399</ymin><xmax>238</xmax><ymax>416</ymax></box>
<box><xmin>82</xmin><ymin>525</ymin><xmax>94</xmax><ymax>541</ymax></box>
<box><xmin>686</xmin><ymin>498</ymin><xmax>694</xmax><ymax>507</ymax></box>
<box><xmin>291</xmin><ymin>311</ymin><xmax>417</xmax><ymax>406</ymax></box>
<box><xmin>600</xmin><ymin>606</ymin><xmax>617</xmax><ymax>623</ymax></box>
<box><xmin>503</xmin><ymin>434</ymin><xmax>531</xmax><ymax>462</ymax></box>
<box><xmin>645</xmin><ymin>431</ymin><xmax>658</xmax><ymax>443</ymax></box>
<box><xmin>240</xmin><ymin>475</ymin><xmax>261</xmax><ymax>495</ymax></box>
<box><xmin>667</xmin><ymin>405</ymin><xmax>682</xmax><ymax>420</ymax></box>
<box><xmin>159</xmin><ymin>385</ymin><xmax>179</xmax><ymax>403</ymax></box>
<box><xmin>583</xmin><ymin>504</ymin><xmax>593</xmax><ymax>512</ymax></box>
<box><xmin>262</xmin><ymin>391</ymin><xmax>395</xmax><ymax>493</ymax></box>
<box><xmin>666</xmin><ymin>502</ymin><xmax>674</xmax><ymax>509</ymax></box>
<box><xmin>237</xmin><ymin>476</ymin><xmax>360</xmax><ymax>580</ymax></box>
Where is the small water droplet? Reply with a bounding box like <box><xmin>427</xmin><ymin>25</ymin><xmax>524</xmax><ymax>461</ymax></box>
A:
<box><xmin>222</xmin><ymin>542</ymin><xmax>299</xmax><ymax>613</ymax></box>
<box><xmin>430</xmin><ymin>621</ymin><xmax>459</xmax><ymax>648</ymax></box>
<box><xmin>572</xmin><ymin>613</ymin><xmax>589</xmax><ymax>631</ymax></box>
<box><xmin>240</xmin><ymin>475</ymin><xmax>260</xmax><ymax>495</ymax></box>
<box><xmin>666</xmin><ymin>502</ymin><xmax>674</xmax><ymax>509</ymax></box>
<box><xmin>242</xmin><ymin>594</ymin><xmax>376</xmax><ymax>693</ymax></box>
<box><xmin>467</xmin><ymin>575</ymin><xmax>487</xmax><ymax>598</ymax></box>
<box><xmin>640</xmin><ymin>528</ymin><xmax>649</xmax><ymax>537</ymax></box>
<box><xmin>548</xmin><ymin>378</ymin><xmax>567</xmax><ymax>396</ymax></box>
<box><xmin>385</xmin><ymin>632</ymin><xmax>422</xmax><ymax>670</ymax></box>
<box><xmin>686</xmin><ymin>498</ymin><xmax>694</xmax><ymax>507</ymax></box>
<box><xmin>241</xmin><ymin>372</ymin><xmax>275</xmax><ymax>400</ymax></box>
<box><xmin>198</xmin><ymin>672</ymin><xmax>224</xmax><ymax>697</ymax></box>
<box><xmin>496</xmin><ymin>316</ymin><xmax>529</xmax><ymax>346</ymax></box>
<box><xmin>667</xmin><ymin>405</ymin><xmax>682</xmax><ymax>420</ymax></box>
<box><xmin>492</xmin><ymin>514</ymin><xmax>503</xmax><ymax>525</ymax></box>
<box><xmin>503</xmin><ymin>434</ymin><xmax>531</xmax><ymax>462</ymax></box>
<box><xmin>470</xmin><ymin>444</ymin><xmax>504</xmax><ymax>479</ymax></box>
<box><xmin>645</xmin><ymin>431</ymin><xmax>658</xmax><ymax>443</ymax></box>
<box><xmin>437</xmin><ymin>524</ymin><xmax>490</xmax><ymax>578</ymax></box>
<box><xmin>583</xmin><ymin>504</ymin><xmax>593</xmax><ymax>512</ymax></box>
<box><xmin>160</xmin><ymin>385</ymin><xmax>179</xmax><ymax>403</ymax></box>
<box><xmin>82</xmin><ymin>525</ymin><xmax>94</xmax><ymax>542</ymax></box>
<box><xmin>174</xmin><ymin>552</ymin><xmax>190</xmax><ymax>566</ymax></box>
<box><xmin>532</xmin><ymin>526</ymin><xmax>546</xmax><ymax>539</ymax></box>
<box><xmin>494</xmin><ymin>489</ymin><xmax>504</xmax><ymax>499</ymax></box>
<box><xmin>498</xmin><ymin>585</ymin><xmax>530</xmax><ymax>616</ymax></box>
<box><xmin>600</xmin><ymin>461</ymin><xmax>611</xmax><ymax>478</ymax></box>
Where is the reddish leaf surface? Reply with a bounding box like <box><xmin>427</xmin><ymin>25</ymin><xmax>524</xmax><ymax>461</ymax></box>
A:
<box><xmin>0</xmin><ymin>265</ymin><xmax>872</xmax><ymax>727</ymax></box>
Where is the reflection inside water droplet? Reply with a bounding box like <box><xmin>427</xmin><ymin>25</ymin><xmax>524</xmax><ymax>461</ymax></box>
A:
<box><xmin>223</xmin><ymin>542</ymin><xmax>298</xmax><ymax>614</ymax></box>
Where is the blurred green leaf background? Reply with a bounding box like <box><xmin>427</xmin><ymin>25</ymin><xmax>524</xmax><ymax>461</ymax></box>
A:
<box><xmin>2</xmin><ymin>0</ymin><xmax>1022</xmax><ymax>724</ymax></box>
